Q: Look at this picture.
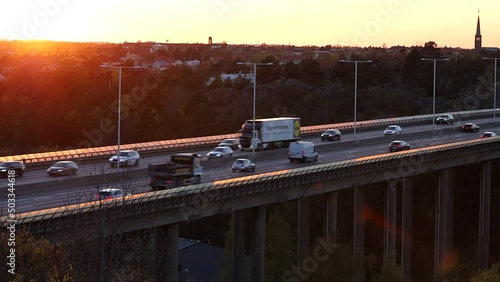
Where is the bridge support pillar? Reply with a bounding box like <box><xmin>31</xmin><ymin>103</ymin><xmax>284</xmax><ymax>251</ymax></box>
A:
<box><xmin>384</xmin><ymin>180</ymin><xmax>397</xmax><ymax>263</ymax></box>
<box><xmin>324</xmin><ymin>192</ymin><xmax>338</xmax><ymax>242</ymax></box>
<box><xmin>434</xmin><ymin>168</ymin><xmax>455</xmax><ymax>281</ymax></box>
<box><xmin>401</xmin><ymin>177</ymin><xmax>414</xmax><ymax>282</ymax></box>
<box><xmin>251</xmin><ymin>206</ymin><xmax>266</xmax><ymax>282</ymax></box>
<box><xmin>353</xmin><ymin>187</ymin><xmax>366</xmax><ymax>282</ymax></box>
<box><xmin>297</xmin><ymin>197</ymin><xmax>311</xmax><ymax>264</ymax></box>
<box><xmin>155</xmin><ymin>223</ymin><xmax>179</xmax><ymax>282</ymax></box>
<box><xmin>478</xmin><ymin>161</ymin><xmax>491</xmax><ymax>270</ymax></box>
<box><xmin>232</xmin><ymin>209</ymin><xmax>246</xmax><ymax>282</ymax></box>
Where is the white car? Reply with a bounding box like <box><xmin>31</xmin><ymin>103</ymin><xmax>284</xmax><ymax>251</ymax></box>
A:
<box><xmin>94</xmin><ymin>188</ymin><xmax>124</xmax><ymax>200</ymax></box>
<box><xmin>206</xmin><ymin>147</ymin><xmax>233</xmax><ymax>159</ymax></box>
<box><xmin>231</xmin><ymin>159</ymin><xmax>256</xmax><ymax>172</ymax></box>
<box><xmin>384</xmin><ymin>125</ymin><xmax>402</xmax><ymax>136</ymax></box>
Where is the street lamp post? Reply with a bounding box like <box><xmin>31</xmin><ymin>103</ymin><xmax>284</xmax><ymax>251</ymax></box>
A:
<box><xmin>339</xmin><ymin>60</ymin><xmax>372</xmax><ymax>142</ymax></box>
<box><xmin>100</xmin><ymin>65</ymin><xmax>141</xmax><ymax>168</ymax></box>
<box><xmin>483</xmin><ymin>57</ymin><xmax>499</xmax><ymax>118</ymax></box>
<box><xmin>237</xmin><ymin>62</ymin><xmax>273</xmax><ymax>155</ymax></box>
<box><xmin>420</xmin><ymin>58</ymin><xmax>449</xmax><ymax>124</ymax></box>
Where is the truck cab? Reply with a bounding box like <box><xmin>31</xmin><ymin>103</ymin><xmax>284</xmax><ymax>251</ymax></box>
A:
<box><xmin>148</xmin><ymin>153</ymin><xmax>203</xmax><ymax>190</ymax></box>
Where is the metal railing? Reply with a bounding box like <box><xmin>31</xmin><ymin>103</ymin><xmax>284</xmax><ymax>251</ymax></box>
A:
<box><xmin>0</xmin><ymin>109</ymin><xmax>497</xmax><ymax>166</ymax></box>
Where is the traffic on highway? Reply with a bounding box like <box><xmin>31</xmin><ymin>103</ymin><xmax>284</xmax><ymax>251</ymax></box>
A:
<box><xmin>1</xmin><ymin>116</ymin><xmax>499</xmax><ymax>216</ymax></box>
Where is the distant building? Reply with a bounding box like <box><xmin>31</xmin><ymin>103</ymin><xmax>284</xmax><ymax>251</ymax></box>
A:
<box><xmin>207</xmin><ymin>72</ymin><xmax>254</xmax><ymax>86</ymax></box>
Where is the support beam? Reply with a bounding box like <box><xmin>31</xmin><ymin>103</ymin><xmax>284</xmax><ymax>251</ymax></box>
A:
<box><xmin>384</xmin><ymin>180</ymin><xmax>398</xmax><ymax>263</ymax></box>
<box><xmin>251</xmin><ymin>206</ymin><xmax>266</xmax><ymax>282</ymax></box>
<box><xmin>297</xmin><ymin>197</ymin><xmax>311</xmax><ymax>264</ymax></box>
<box><xmin>478</xmin><ymin>161</ymin><xmax>491</xmax><ymax>269</ymax></box>
<box><xmin>401</xmin><ymin>177</ymin><xmax>414</xmax><ymax>282</ymax></box>
<box><xmin>353</xmin><ymin>187</ymin><xmax>366</xmax><ymax>282</ymax></box>
<box><xmin>434</xmin><ymin>168</ymin><xmax>455</xmax><ymax>281</ymax></box>
<box><xmin>324</xmin><ymin>192</ymin><xmax>338</xmax><ymax>242</ymax></box>
<box><xmin>155</xmin><ymin>223</ymin><xmax>179</xmax><ymax>282</ymax></box>
<box><xmin>232</xmin><ymin>209</ymin><xmax>246</xmax><ymax>282</ymax></box>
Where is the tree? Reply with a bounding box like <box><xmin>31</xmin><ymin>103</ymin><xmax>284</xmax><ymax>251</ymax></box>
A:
<box><xmin>471</xmin><ymin>263</ymin><xmax>500</xmax><ymax>282</ymax></box>
<box><xmin>265</xmin><ymin>205</ymin><xmax>295</xmax><ymax>281</ymax></box>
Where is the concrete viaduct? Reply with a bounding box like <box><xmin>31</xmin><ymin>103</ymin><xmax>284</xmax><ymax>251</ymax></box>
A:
<box><xmin>5</xmin><ymin>137</ymin><xmax>500</xmax><ymax>282</ymax></box>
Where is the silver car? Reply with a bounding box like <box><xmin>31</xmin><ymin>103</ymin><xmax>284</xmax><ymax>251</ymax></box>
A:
<box><xmin>109</xmin><ymin>150</ymin><xmax>140</xmax><ymax>167</ymax></box>
<box><xmin>231</xmin><ymin>159</ymin><xmax>255</xmax><ymax>172</ymax></box>
<box><xmin>206</xmin><ymin>147</ymin><xmax>233</xmax><ymax>159</ymax></box>
<box><xmin>218</xmin><ymin>138</ymin><xmax>240</xmax><ymax>150</ymax></box>
<box><xmin>384</xmin><ymin>125</ymin><xmax>402</xmax><ymax>136</ymax></box>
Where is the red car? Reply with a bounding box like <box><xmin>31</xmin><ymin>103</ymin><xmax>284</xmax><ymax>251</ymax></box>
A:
<box><xmin>388</xmin><ymin>140</ymin><xmax>411</xmax><ymax>152</ymax></box>
<box><xmin>480</xmin><ymin>131</ymin><xmax>497</xmax><ymax>138</ymax></box>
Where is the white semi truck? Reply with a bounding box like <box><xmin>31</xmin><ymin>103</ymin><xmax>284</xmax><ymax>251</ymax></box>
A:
<box><xmin>238</xmin><ymin>117</ymin><xmax>301</xmax><ymax>150</ymax></box>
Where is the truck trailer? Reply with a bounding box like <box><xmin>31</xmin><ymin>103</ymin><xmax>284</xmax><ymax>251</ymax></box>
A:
<box><xmin>239</xmin><ymin>117</ymin><xmax>300</xmax><ymax>150</ymax></box>
<box><xmin>148</xmin><ymin>153</ymin><xmax>202</xmax><ymax>190</ymax></box>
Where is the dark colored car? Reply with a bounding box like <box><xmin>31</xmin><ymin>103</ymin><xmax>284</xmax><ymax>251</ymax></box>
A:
<box><xmin>436</xmin><ymin>114</ymin><xmax>454</xmax><ymax>125</ymax></box>
<box><xmin>0</xmin><ymin>161</ymin><xmax>25</xmax><ymax>177</ymax></box>
<box><xmin>462</xmin><ymin>123</ymin><xmax>480</xmax><ymax>132</ymax></box>
<box><xmin>321</xmin><ymin>129</ymin><xmax>342</xmax><ymax>141</ymax></box>
<box><xmin>480</xmin><ymin>131</ymin><xmax>497</xmax><ymax>138</ymax></box>
<box><xmin>388</xmin><ymin>140</ymin><xmax>411</xmax><ymax>152</ymax></box>
<box><xmin>47</xmin><ymin>161</ymin><xmax>78</xmax><ymax>176</ymax></box>
<box><xmin>94</xmin><ymin>188</ymin><xmax>124</xmax><ymax>200</ymax></box>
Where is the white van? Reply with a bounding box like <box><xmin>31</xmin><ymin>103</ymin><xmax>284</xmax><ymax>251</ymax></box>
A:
<box><xmin>288</xmin><ymin>141</ymin><xmax>318</xmax><ymax>163</ymax></box>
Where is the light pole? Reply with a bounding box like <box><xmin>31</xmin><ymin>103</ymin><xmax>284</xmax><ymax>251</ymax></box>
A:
<box><xmin>483</xmin><ymin>57</ymin><xmax>499</xmax><ymax>118</ymax></box>
<box><xmin>100</xmin><ymin>64</ymin><xmax>141</xmax><ymax>168</ymax></box>
<box><xmin>420</xmin><ymin>58</ymin><xmax>449</xmax><ymax>124</ymax></box>
<box><xmin>339</xmin><ymin>60</ymin><xmax>372</xmax><ymax>142</ymax></box>
<box><xmin>237</xmin><ymin>62</ymin><xmax>273</xmax><ymax>155</ymax></box>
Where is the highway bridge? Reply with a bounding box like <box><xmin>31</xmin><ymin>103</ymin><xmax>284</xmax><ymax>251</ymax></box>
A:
<box><xmin>1</xmin><ymin>109</ymin><xmax>500</xmax><ymax>282</ymax></box>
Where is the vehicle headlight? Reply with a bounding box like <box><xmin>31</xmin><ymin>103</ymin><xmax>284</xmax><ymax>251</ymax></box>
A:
<box><xmin>1</xmin><ymin>169</ymin><xmax>6</xmax><ymax>172</ymax></box>
<box><xmin>58</xmin><ymin>169</ymin><xmax>63</xmax><ymax>172</ymax></box>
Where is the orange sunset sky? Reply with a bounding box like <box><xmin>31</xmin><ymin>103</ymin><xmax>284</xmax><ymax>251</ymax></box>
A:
<box><xmin>1</xmin><ymin>0</ymin><xmax>499</xmax><ymax>48</ymax></box>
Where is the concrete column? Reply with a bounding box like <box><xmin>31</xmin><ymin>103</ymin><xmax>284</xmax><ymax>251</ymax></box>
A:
<box><xmin>155</xmin><ymin>223</ymin><xmax>179</xmax><ymax>282</ymax></box>
<box><xmin>251</xmin><ymin>206</ymin><xmax>266</xmax><ymax>282</ymax></box>
<box><xmin>384</xmin><ymin>180</ymin><xmax>397</xmax><ymax>263</ymax></box>
<box><xmin>232</xmin><ymin>209</ymin><xmax>246</xmax><ymax>282</ymax></box>
<box><xmin>353</xmin><ymin>187</ymin><xmax>366</xmax><ymax>282</ymax></box>
<box><xmin>324</xmin><ymin>192</ymin><xmax>338</xmax><ymax>242</ymax></box>
<box><xmin>434</xmin><ymin>168</ymin><xmax>455</xmax><ymax>281</ymax></box>
<box><xmin>401</xmin><ymin>177</ymin><xmax>413</xmax><ymax>282</ymax></box>
<box><xmin>297</xmin><ymin>197</ymin><xmax>311</xmax><ymax>265</ymax></box>
<box><xmin>478</xmin><ymin>161</ymin><xmax>491</xmax><ymax>270</ymax></box>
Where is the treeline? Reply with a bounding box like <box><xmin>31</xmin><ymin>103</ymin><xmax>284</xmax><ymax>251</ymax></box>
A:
<box><xmin>0</xmin><ymin>41</ymin><xmax>499</xmax><ymax>155</ymax></box>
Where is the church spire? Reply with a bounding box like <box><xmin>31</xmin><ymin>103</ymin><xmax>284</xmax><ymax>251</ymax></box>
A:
<box><xmin>474</xmin><ymin>10</ymin><xmax>482</xmax><ymax>52</ymax></box>
<box><xmin>476</xmin><ymin>10</ymin><xmax>481</xmax><ymax>36</ymax></box>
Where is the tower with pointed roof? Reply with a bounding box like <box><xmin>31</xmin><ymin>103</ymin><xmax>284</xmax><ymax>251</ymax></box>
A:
<box><xmin>475</xmin><ymin>11</ymin><xmax>482</xmax><ymax>52</ymax></box>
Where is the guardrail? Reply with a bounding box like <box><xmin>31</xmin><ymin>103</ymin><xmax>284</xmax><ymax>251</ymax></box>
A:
<box><xmin>0</xmin><ymin>108</ymin><xmax>497</xmax><ymax>166</ymax></box>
